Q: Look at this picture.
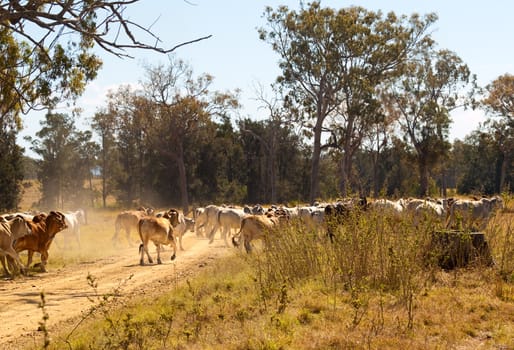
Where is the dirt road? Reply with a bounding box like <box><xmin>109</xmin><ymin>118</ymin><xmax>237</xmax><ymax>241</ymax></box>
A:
<box><xmin>0</xmin><ymin>235</ymin><xmax>233</xmax><ymax>349</ymax></box>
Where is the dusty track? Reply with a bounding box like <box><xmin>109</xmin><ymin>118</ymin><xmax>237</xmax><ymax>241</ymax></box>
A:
<box><xmin>0</xmin><ymin>234</ymin><xmax>232</xmax><ymax>349</ymax></box>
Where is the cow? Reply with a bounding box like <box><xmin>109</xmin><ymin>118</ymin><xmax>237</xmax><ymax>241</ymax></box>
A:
<box><xmin>370</xmin><ymin>198</ymin><xmax>405</xmax><ymax>216</ymax></box>
<box><xmin>193</xmin><ymin>207</ymin><xmax>206</xmax><ymax>237</ymax></box>
<box><xmin>13</xmin><ymin>211</ymin><xmax>68</xmax><ymax>272</ymax></box>
<box><xmin>59</xmin><ymin>209</ymin><xmax>87</xmax><ymax>249</ymax></box>
<box><xmin>0</xmin><ymin>216</ymin><xmax>33</xmax><ymax>277</ymax></box>
<box><xmin>324</xmin><ymin>197</ymin><xmax>368</xmax><ymax>242</ymax></box>
<box><xmin>446</xmin><ymin>196</ymin><xmax>504</xmax><ymax>231</ymax></box>
<box><xmin>138</xmin><ymin>209</ymin><xmax>179</xmax><ymax>265</ymax></box>
<box><xmin>198</xmin><ymin>205</ymin><xmax>221</xmax><ymax>241</ymax></box>
<box><xmin>112</xmin><ymin>208</ymin><xmax>153</xmax><ymax>246</ymax></box>
<box><xmin>412</xmin><ymin>200</ymin><xmax>446</xmax><ymax>227</ymax></box>
<box><xmin>232</xmin><ymin>210</ymin><xmax>288</xmax><ymax>253</ymax></box>
<box><xmin>156</xmin><ymin>210</ymin><xmax>194</xmax><ymax>250</ymax></box>
<box><xmin>209</xmin><ymin>207</ymin><xmax>247</xmax><ymax>247</ymax></box>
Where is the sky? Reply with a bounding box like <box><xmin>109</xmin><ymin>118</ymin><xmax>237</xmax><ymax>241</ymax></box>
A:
<box><xmin>17</xmin><ymin>1</ymin><xmax>514</xmax><ymax>156</ymax></box>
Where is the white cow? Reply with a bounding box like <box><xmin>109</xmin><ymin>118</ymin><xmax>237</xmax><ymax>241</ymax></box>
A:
<box><xmin>60</xmin><ymin>209</ymin><xmax>87</xmax><ymax>249</ymax></box>
<box><xmin>210</xmin><ymin>207</ymin><xmax>247</xmax><ymax>247</ymax></box>
<box><xmin>201</xmin><ymin>205</ymin><xmax>221</xmax><ymax>241</ymax></box>
<box><xmin>193</xmin><ymin>207</ymin><xmax>206</xmax><ymax>237</ymax></box>
<box><xmin>370</xmin><ymin>199</ymin><xmax>405</xmax><ymax>217</ymax></box>
<box><xmin>413</xmin><ymin>200</ymin><xmax>446</xmax><ymax>227</ymax></box>
<box><xmin>446</xmin><ymin>196</ymin><xmax>504</xmax><ymax>231</ymax></box>
<box><xmin>0</xmin><ymin>216</ymin><xmax>33</xmax><ymax>277</ymax></box>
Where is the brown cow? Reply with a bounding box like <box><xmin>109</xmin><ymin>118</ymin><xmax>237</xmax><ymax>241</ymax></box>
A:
<box><xmin>0</xmin><ymin>216</ymin><xmax>33</xmax><ymax>277</ymax></box>
<box><xmin>138</xmin><ymin>209</ymin><xmax>179</xmax><ymax>265</ymax></box>
<box><xmin>13</xmin><ymin>211</ymin><xmax>67</xmax><ymax>272</ymax></box>
<box><xmin>112</xmin><ymin>208</ymin><xmax>153</xmax><ymax>246</ymax></box>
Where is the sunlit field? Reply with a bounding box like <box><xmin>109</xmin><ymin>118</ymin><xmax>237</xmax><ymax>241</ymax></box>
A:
<box><xmin>15</xmin><ymin>195</ymin><xmax>514</xmax><ymax>350</ymax></box>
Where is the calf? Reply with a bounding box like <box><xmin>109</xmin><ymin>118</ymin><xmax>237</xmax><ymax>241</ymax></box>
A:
<box><xmin>138</xmin><ymin>209</ymin><xmax>179</xmax><ymax>265</ymax></box>
<box><xmin>0</xmin><ymin>216</ymin><xmax>32</xmax><ymax>277</ymax></box>
<box><xmin>14</xmin><ymin>211</ymin><xmax>68</xmax><ymax>272</ymax></box>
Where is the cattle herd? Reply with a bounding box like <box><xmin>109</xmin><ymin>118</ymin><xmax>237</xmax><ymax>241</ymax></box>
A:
<box><xmin>0</xmin><ymin>195</ymin><xmax>505</xmax><ymax>278</ymax></box>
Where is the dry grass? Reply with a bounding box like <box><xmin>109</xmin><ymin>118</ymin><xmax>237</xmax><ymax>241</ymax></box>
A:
<box><xmin>13</xmin><ymin>185</ymin><xmax>514</xmax><ymax>349</ymax></box>
<box><xmin>26</xmin><ymin>202</ymin><xmax>514</xmax><ymax>350</ymax></box>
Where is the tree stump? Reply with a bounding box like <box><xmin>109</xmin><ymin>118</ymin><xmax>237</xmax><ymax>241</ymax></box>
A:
<box><xmin>427</xmin><ymin>230</ymin><xmax>494</xmax><ymax>270</ymax></box>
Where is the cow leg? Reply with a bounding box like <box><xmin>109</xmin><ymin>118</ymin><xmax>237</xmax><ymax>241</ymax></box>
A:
<box><xmin>26</xmin><ymin>250</ymin><xmax>34</xmax><ymax>269</ymax></box>
<box><xmin>178</xmin><ymin>235</ymin><xmax>184</xmax><ymax>251</ymax></box>
<box><xmin>156</xmin><ymin>243</ymin><xmax>162</xmax><ymax>264</ymax></box>
<box><xmin>39</xmin><ymin>251</ymin><xmax>49</xmax><ymax>272</ymax></box>
<box><xmin>170</xmin><ymin>241</ymin><xmax>177</xmax><ymax>261</ymax></box>
<box><xmin>125</xmin><ymin>227</ymin><xmax>134</xmax><ymax>246</ymax></box>
<box><xmin>145</xmin><ymin>242</ymin><xmax>153</xmax><ymax>264</ymax></box>
<box><xmin>1</xmin><ymin>248</ymin><xmax>26</xmax><ymax>276</ymax></box>
<box><xmin>207</xmin><ymin>223</ymin><xmax>218</xmax><ymax>244</ymax></box>
<box><xmin>139</xmin><ymin>243</ymin><xmax>145</xmax><ymax>265</ymax></box>
<box><xmin>222</xmin><ymin>227</ymin><xmax>231</xmax><ymax>247</ymax></box>
<box><xmin>0</xmin><ymin>255</ymin><xmax>9</xmax><ymax>276</ymax></box>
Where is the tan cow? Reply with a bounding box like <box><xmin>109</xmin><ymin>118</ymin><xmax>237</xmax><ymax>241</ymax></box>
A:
<box><xmin>13</xmin><ymin>211</ymin><xmax>68</xmax><ymax>272</ymax></box>
<box><xmin>138</xmin><ymin>209</ymin><xmax>179</xmax><ymax>265</ymax></box>
<box><xmin>0</xmin><ymin>216</ymin><xmax>33</xmax><ymax>277</ymax></box>
<box><xmin>232</xmin><ymin>210</ymin><xmax>287</xmax><ymax>253</ymax></box>
<box><xmin>112</xmin><ymin>208</ymin><xmax>153</xmax><ymax>246</ymax></box>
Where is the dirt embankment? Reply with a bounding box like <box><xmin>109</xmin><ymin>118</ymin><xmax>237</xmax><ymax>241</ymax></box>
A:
<box><xmin>0</xmin><ymin>235</ymin><xmax>232</xmax><ymax>349</ymax></box>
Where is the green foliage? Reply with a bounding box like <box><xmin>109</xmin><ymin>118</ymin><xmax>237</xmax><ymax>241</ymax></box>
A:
<box><xmin>260</xmin><ymin>2</ymin><xmax>437</xmax><ymax>199</ymax></box>
<box><xmin>0</xmin><ymin>128</ymin><xmax>24</xmax><ymax>211</ymax></box>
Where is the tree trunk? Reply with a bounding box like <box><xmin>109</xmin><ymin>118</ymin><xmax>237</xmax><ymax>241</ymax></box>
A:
<box><xmin>339</xmin><ymin>152</ymin><xmax>352</xmax><ymax>197</ymax></box>
<box><xmin>101</xmin><ymin>133</ymin><xmax>107</xmax><ymax>208</ymax></box>
<box><xmin>419</xmin><ymin>158</ymin><xmax>429</xmax><ymax>197</ymax></box>
<box><xmin>177</xmin><ymin>143</ymin><xmax>190</xmax><ymax>215</ymax></box>
<box><xmin>310</xmin><ymin>121</ymin><xmax>322</xmax><ymax>204</ymax></box>
<box><xmin>499</xmin><ymin>151</ymin><xmax>508</xmax><ymax>193</ymax></box>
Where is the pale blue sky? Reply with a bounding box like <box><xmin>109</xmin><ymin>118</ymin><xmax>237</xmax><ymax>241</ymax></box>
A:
<box><xmin>18</xmin><ymin>1</ymin><xmax>514</xmax><ymax>155</ymax></box>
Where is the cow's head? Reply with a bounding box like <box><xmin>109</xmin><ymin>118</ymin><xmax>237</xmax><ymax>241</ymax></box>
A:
<box><xmin>47</xmin><ymin>211</ymin><xmax>68</xmax><ymax>236</ymax></box>
<box><xmin>163</xmin><ymin>208</ymin><xmax>180</xmax><ymax>227</ymax></box>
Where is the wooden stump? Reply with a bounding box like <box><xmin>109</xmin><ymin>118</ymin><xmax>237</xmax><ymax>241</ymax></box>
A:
<box><xmin>427</xmin><ymin>230</ymin><xmax>494</xmax><ymax>270</ymax></box>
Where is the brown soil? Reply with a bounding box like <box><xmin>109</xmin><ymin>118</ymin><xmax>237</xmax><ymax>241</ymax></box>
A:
<box><xmin>0</xmin><ymin>234</ymin><xmax>232</xmax><ymax>349</ymax></box>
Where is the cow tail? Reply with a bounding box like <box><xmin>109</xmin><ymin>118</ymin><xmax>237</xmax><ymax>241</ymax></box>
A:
<box><xmin>138</xmin><ymin>243</ymin><xmax>144</xmax><ymax>254</ymax></box>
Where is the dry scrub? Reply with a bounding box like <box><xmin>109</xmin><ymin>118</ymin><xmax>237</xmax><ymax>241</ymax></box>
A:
<box><xmin>13</xmin><ymin>200</ymin><xmax>514</xmax><ymax>350</ymax></box>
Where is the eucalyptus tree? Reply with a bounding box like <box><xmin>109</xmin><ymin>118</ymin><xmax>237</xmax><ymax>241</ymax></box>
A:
<box><xmin>482</xmin><ymin>74</ymin><xmax>514</xmax><ymax>192</ymax></box>
<box><xmin>0</xmin><ymin>1</ymin><xmax>212</xmax><ymax>209</ymax></box>
<box><xmin>26</xmin><ymin>112</ymin><xmax>97</xmax><ymax>208</ymax></box>
<box><xmin>0</xmin><ymin>0</ymin><xmax>212</xmax><ymax>119</ymax></box>
<box><xmin>386</xmin><ymin>48</ymin><xmax>476</xmax><ymax>196</ymax></box>
<box><xmin>104</xmin><ymin>85</ymin><xmax>150</xmax><ymax>206</ymax></box>
<box><xmin>91</xmin><ymin>109</ymin><xmax>118</xmax><ymax>208</ymax></box>
<box><xmin>142</xmin><ymin>56</ymin><xmax>240</xmax><ymax>213</ymax></box>
<box><xmin>259</xmin><ymin>2</ymin><xmax>436</xmax><ymax>201</ymax></box>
